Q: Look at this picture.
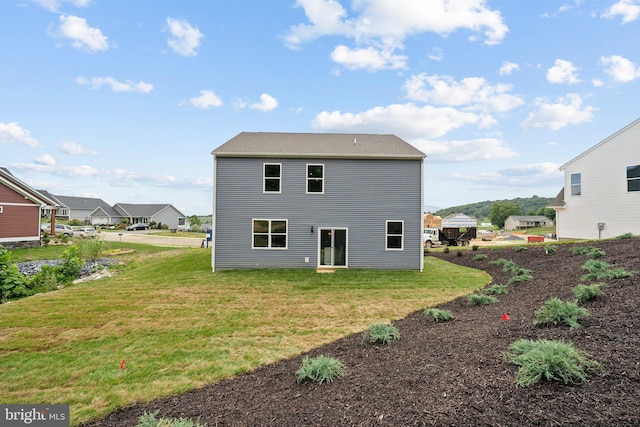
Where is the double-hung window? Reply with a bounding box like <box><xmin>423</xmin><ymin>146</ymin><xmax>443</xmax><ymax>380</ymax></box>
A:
<box><xmin>570</xmin><ymin>173</ymin><xmax>581</xmax><ymax>196</ymax></box>
<box><xmin>307</xmin><ymin>164</ymin><xmax>324</xmax><ymax>194</ymax></box>
<box><xmin>627</xmin><ymin>165</ymin><xmax>640</xmax><ymax>192</ymax></box>
<box><xmin>264</xmin><ymin>163</ymin><xmax>281</xmax><ymax>193</ymax></box>
<box><xmin>252</xmin><ymin>219</ymin><xmax>287</xmax><ymax>249</ymax></box>
<box><xmin>386</xmin><ymin>220</ymin><xmax>404</xmax><ymax>250</ymax></box>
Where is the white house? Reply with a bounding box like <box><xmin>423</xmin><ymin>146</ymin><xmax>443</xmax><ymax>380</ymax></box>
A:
<box><xmin>504</xmin><ymin>215</ymin><xmax>553</xmax><ymax>231</ymax></box>
<box><xmin>551</xmin><ymin>117</ymin><xmax>640</xmax><ymax>239</ymax></box>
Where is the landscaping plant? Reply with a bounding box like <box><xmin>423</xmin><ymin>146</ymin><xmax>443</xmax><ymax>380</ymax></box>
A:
<box><xmin>503</xmin><ymin>339</ymin><xmax>601</xmax><ymax>387</ymax></box>
<box><xmin>363</xmin><ymin>322</ymin><xmax>400</xmax><ymax>344</ymax></box>
<box><xmin>581</xmin><ymin>259</ymin><xmax>634</xmax><ymax>281</ymax></box>
<box><xmin>473</xmin><ymin>254</ymin><xmax>487</xmax><ymax>261</ymax></box>
<box><xmin>296</xmin><ymin>355</ymin><xmax>346</xmax><ymax>384</ymax></box>
<box><xmin>482</xmin><ymin>284</ymin><xmax>508</xmax><ymax>295</ymax></box>
<box><xmin>573</xmin><ymin>283</ymin><xmax>606</xmax><ymax>302</ymax></box>
<box><xmin>533</xmin><ymin>297</ymin><xmax>589</xmax><ymax>330</ymax></box>
<box><xmin>615</xmin><ymin>232</ymin><xmax>633</xmax><ymax>240</ymax></box>
<box><xmin>423</xmin><ymin>308</ymin><xmax>454</xmax><ymax>322</ymax></box>
<box><xmin>467</xmin><ymin>293</ymin><xmax>499</xmax><ymax>306</ymax></box>
<box><xmin>136</xmin><ymin>411</ymin><xmax>206</xmax><ymax>427</ymax></box>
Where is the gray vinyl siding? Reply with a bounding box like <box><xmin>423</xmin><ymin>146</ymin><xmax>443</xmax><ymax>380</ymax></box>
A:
<box><xmin>214</xmin><ymin>157</ymin><xmax>422</xmax><ymax>270</ymax></box>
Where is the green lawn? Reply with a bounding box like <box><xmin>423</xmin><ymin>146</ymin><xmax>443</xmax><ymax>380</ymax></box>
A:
<box><xmin>0</xmin><ymin>247</ymin><xmax>489</xmax><ymax>425</ymax></box>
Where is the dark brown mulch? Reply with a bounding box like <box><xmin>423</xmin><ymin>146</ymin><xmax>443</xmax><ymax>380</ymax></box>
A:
<box><xmin>83</xmin><ymin>238</ymin><xmax>640</xmax><ymax>426</ymax></box>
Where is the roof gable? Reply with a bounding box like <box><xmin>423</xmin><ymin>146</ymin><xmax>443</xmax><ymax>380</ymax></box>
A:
<box><xmin>560</xmin><ymin>116</ymin><xmax>640</xmax><ymax>170</ymax></box>
<box><xmin>0</xmin><ymin>168</ymin><xmax>58</xmax><ymax>207</ymax></box>
<box><xmin>52</xmin><ymin>194</ymin><xmax>111</xmax><ymax>211</ymax></box>
<box><xmin>113</xmin><ymin>203</ymin><xmax>185</xmax><ymax>218</ymax></box>
<box><xmin>212</xmin><ymin>132</ymin><xmax>425</xmax><ymax>160</ymax></box>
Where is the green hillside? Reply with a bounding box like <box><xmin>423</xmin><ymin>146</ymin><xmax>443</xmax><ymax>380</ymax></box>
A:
<box><xmin>432</xmin><ymin>195</ymin><xmax>555</xmax><ymax>221</ymax></box>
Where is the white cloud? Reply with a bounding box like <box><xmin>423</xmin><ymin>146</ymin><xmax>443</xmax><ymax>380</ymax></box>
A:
<box><xmin>166</xmin><ymin>17</ymin><xmax>203</xmax><ymax>57</ymax></box>
<box><xmin>30</xmin><ymin>0</ymin><xmax>91</xmax><ymax>12</ymax></box>
<box><xmin>186</xmin><ymin>90</ymin><xmax>223</xmax><ymax>109</ymax></box>
<box><xmin>521</xmin><ymin>94</ymin><xmax>595</xmax><ymax>131</ymax></box>
<box><xmin>0</xmin><ymin>122</ymin><xmax>40</xmax><ymax>147</ymax></box>
<box><xmin>602</xmin><ymin>0</ymin><xmax>640</xmax><ymax>23</ymax></box>
<box><xmin>443</xmin><ymin>162</ymin><xmax>563</xmax><ymax>189</ymax></box>
<box><xmin>330</xmin><ymin>45</ymin><xmax>407</xmax><ymax>70</ymax></box>
<box><xmin>546</xmin><ymin>59</ymin><xmax>581</xmax><ymax>84</ymax></box>
<box><xmin>404</xmin><ymin>73</ymin><xmax>523</xmax><ymax>113</ymax></box>
<box><xmin>312</xmin><ymin>103</ymin><xmax>486</xmax><ymax>139</ymax></box>
<box><xmin>499</xmin><ymin>61</ymin><xmax>519</xmax><ymax>76</ymax></box>
<box><xmin>59</xmin><ymin>140</ymin><xmax>89</xmax><ymax>154</ymax></box>
<box><xmin>76</xmin><ymin>76</ymin><xmax>153</xmax><ymax>93</ymax></box>
<box><xmin>54</xmin><ymin>15</ymin><xmax>109</xmax><ymax>53</ymax></box>
<box><xmin>284</xmin><ymin>0</ymin><xmax>508</xmax><ymax>71</ymax></box>
<box><xmin>600</xmin><ymin>55</ymin><xmax>640</xmax><ymax>82</ymax></box>
<box><xmin>414</xmin><ymin>138</ymin><xmax>518</xmax><ymax>163</ymax></box>
<box><xmin>34</xmin><ymin>154</ymin><xmax>56</xmax><ymax>166</ymax></box>
<box><xmin>250</xmin><ymin>93</ymin><xmax>279</xmax><ymax>112</ymax></box>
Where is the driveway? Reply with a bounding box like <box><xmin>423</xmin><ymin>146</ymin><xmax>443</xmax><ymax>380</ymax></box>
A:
<box><xmin>99</xmin><ymin>230</ymin><xmax>206</xmax><ymax>248</ymax></box>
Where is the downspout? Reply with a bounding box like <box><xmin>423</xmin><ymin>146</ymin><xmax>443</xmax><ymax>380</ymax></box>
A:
<box><xmin>211</xmin><ymin>153</ymin><xmax>217</xmax><ymax>272</ymax></box>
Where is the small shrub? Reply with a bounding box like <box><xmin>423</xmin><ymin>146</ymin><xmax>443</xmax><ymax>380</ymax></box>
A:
<box><xmin>363</xmin><ymin>323</ymin><xmax>400</xmax><ymax>345</ymax></box>
<box><xmin>77</xmin><ymin>236</ymin><xmax>106</xmax><ymax>262</ymax></box>
<box><xmin>503</xmin><ymin>339</ymin><xmax>601</xmax><ymax>387</ymax></box>
<box><xmin>456</xmin><ymin>250</ymin><xmax>463</xmax><ymax>257</ymax></box>
<box><xmin>27</xmin><ymin>265</ymin><xmax>59</xmax><ymax>295</ymax></box>
<box><xmin>501</xmin><ymin>260</ymin><xmax>519</xmax><ymax>273</ymax></box>
<box><xmin>514</xmin><ymin>246</ymin><xmax>528</xmax><ymax>252</ymax></box>
<box><xmin>482</xmin><ymin>284</ymin><xmax>508</xmax><ymax>295</ymax></box>
<box><xmin>296</xmin><ymin>355</ymin><xmax>346</xmax><ymax>384</ymax></box>
<box><xmin>443</xmin><ymin>247</ymin><xmax>450</xmax><ymax>254</ymax></box>
<box><xmin>473</xmin><ymin>254</ymin><xmax>487</xmax><ymax>261</ymax></box>
<box><xmin>136</xmin><ymin>411</ymin><xmax>206</xmax><ymax>427</ymax></box>
<box><xmin>472</xmin><ymin>245</ymin><xmax>479</xmax><ymax>251</ymax></box>
<box><xmin>57</xmin><ymin>246</ymin><xmax>84</xmax><ymax>283</ymax></box>
<box><xmin>508</xmin><ymin>274</ymin><xmax>533</xmax><ymax>284</ymax></box>
<box><xmin>580</xmin><ymin>259</ymin><xmax>634</xmax><ymax>281</ymax></box>
<box><xmin>0</xmin><ymin>247</ymin><xmax>28</xmax><ymax>303</ymax></box>
<box><xmin>573</xmin><ymin>283</ymin><xmax>606</xmax><ymax>302</ymax></box>
<box><xmin>615</xmin><ymin>232</ymin><xmax>633</xmax><ymax>240</ymax></box>
<box><xmin>533</xmin><ymin>297</ymin><xmax>589</xmax><ymax>330</ymax></box>
<box><xmin>544</xmin><ymin>245</ymin><xmax>557</xmax><ymax>254</ymax></box>
<box><xmin>423</xmin><ymin>308</ymin><xmax>454</xmax><ymax>322</ymax></box>
<box><xmin>572</xmin><ymin>246</ymin><xmax>605</xmax><ymax>258</ymax></box>
<box><xmin>467</xmin><ymin>293</ymin><xmax>499</xmax><ymax>306</ymax></box>
<box><xmin>489</xmin><ymin>258</ymin><xmax>509</xmax><ymax>267</ymax></box>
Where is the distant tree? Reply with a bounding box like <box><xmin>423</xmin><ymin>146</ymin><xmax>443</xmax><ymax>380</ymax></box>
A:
<box><xmin>188</xmin><ymin>215</ymin><xmax>201</xmax><ymax>227</ymax></box>
<box><xmin>536</xmin><ymin>207</ymin><xmax>556</xmax><ymax>221</ymax></box>
<box><xmin>488</xmin><ymin>201</ymin><xmax>522</xmax><ymax>228</ymax></box>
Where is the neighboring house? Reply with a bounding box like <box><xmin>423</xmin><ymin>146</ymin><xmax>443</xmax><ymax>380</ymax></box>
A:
<box><xmin>551</xmin><ymin>117</ymin><xmax>640</xmax><ymax>239</ymax></box>
<box><xmin>89</xmin><ymin>204</ymin><xmax>125</xmax><ymax>226</ymax></box>
<box><xmin>504</xmin><ymin>215</ymin><xmax>554</xmax><ymax>231</ymax></box>
<box><xmin>47</xmin><ymin>194</ymin><xmax>113</xmax><ymax>222</ymax></box>
<box><xmin>0</xmin><ymin>168</ymin><xmax>59</xmax><ymax>248</ymax></box>
<box><xmin>211</xmin><ymin>132</ymin><xmax>426</xmax><ymax>272</ymax></box>
<box><xmin>113</xmin><ymin>203</ymin><xmax>187</xmax><ymax>229</ymax></box>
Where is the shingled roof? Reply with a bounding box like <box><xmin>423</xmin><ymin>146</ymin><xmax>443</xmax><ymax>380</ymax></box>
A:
<box><xmin>212</xmin><ymin>132</ymin><xmax>425</xmax><ymax>159</ymax></box>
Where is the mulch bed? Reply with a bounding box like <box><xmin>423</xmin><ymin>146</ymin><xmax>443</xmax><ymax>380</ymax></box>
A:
<box><xmin>83</xmin><ymin>238</ymin><xmax>640</xmax><ymax>426</ymax></box>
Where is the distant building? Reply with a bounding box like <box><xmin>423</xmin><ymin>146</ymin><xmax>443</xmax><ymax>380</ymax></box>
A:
<box><xmin>504</xmin><ymin>215</ymin><xmax>554</xmax><ymax>231</ymax></box>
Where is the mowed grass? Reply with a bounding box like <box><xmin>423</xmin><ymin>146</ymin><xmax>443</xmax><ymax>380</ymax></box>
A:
<box><xmin>0</xmin><ymin>248</ymin><xmax>489</xmax><ymax>425</ymax></box>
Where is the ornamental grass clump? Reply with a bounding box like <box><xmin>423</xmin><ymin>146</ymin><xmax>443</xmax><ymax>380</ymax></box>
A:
<box><xmin>473</xmin><ymin>254</ymin><xmax>487</xmax><ymax>261</ymax></box>
<box><xmin>615</xmin><ymin>232</ymin><xmax>633</xmax><ymax>240</ymax></box>
<box><xmin>533</xmin><ymin>297</ymin><xmax>589</xmax><ymax>330</ymax></box>
<box><xmin>296</xmin><ymin>355</ymin><xmax>346</xmax><ymax>384</ymax></box>
<box><xmin>467</xmin><ymin>293</ymin><xmax>499</xmax><ymax>306</ymax></box>
<box><xmin>508</xmin><ymin>268</ymin><xmax>533</xmax><ymax>284</ymax></box>
<box><xmin>423</xmin><ymin>308</ymin><xmax>454</xmax><ymax>322</ymax></box>
<box><xmin>572</xmin><ymin>246</ymin><xmax>605</xmax><ymax>258</ymax></box>
<box><xmin>136</xmin><ymin>411</ymin><xmax>206</xmax><ymax>427</ymax></box>
<box><xmin>363</xmin><ymin>322</ymin><xmax>400</xmax><ymax>345</ymax></box>
<box><xmin>581</xmin><ymin>259</ymin><xmax>634</xmax><ymax>281</ymax></box>
<box><xmin>544</xmin><ymin>245</ymin><xmax>557</xmax><ymax>254</ymax></box>
<box><xmin>482</xmin><ymin>284</ymin><xmax>508</xmax><ymax>295</ymax></box>
<box><xmin>503</xmin><ymin>339</ymin><xmax>601</xmax><ymax>387</ymax></box>
<box><xmin>573</xmin><ymin>283</ymin><xmax>607</xmax><ymax>302</ymax></box>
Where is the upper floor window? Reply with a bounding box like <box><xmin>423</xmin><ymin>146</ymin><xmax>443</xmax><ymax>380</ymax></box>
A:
<box><xmin>627</xmin><ymin>165</ymin><xmax>640</xmax><ymax>192</ymax></box>
<box><xmin>386</xmin><ymin>220</ymin><xmax>404</xmax><ymax>250</ymax></box>
<box><xmin>264</xmin><ymin>163</ymin><xmax>281</xmax><ymax>193</ymax></box>
<box><xmin>307</xmin><ymin>164</ymin><xmax>324</xmax><ymax>194</ymax></box>
<box><xmin>252</xmin><ymin>219</ymin><xmax>287</xmax><ymax>249</ymax></box>
<box><xmin>570</xmin><ymin>173</ymin><xmax>581</xmax><ymax>196</ymax></box>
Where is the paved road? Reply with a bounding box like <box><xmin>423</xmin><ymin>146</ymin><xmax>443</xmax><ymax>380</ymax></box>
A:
<box><xmin>99</xmin><ymin>230</ymin><xmax>205</xmax><ymax>248</ymax></box>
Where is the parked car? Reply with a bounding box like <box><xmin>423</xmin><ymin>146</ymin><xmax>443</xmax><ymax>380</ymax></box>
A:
<box><xmin>41</xmin><ymin>223</ymin><xmax>74</xmax><ymax>236</ymax></box>
<box><xmin>126</xmin><ymin>223</ymin><xmax>150</xmax><ymax>231</ymax></box>
<box><xmin>73</xmin><ymin>226</ymin><xmax>97</xmax><ymax>238</ymax></box>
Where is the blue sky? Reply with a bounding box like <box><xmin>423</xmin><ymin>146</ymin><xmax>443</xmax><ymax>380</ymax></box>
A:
<box><xmin>2</xmin><ymin>0</ymin><xmax>640</xmax><ymax>215</ymax></box>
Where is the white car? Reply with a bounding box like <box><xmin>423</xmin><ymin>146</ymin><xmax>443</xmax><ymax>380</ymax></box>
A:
<box><xmin>74</xmin><ymin>226</ymin><xmax>97</xmax><ymax>238</ymax></box>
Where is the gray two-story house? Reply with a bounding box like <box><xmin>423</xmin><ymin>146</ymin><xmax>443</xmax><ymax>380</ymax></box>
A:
<box><xmin>211</xmin><ymin>132</ymin><xmax>425</xmax><ymax>271</ymax></box>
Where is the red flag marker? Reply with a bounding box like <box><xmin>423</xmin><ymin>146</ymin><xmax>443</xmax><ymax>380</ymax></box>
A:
<box><xmin>501</xmin><ymin>313</ymin><xmax>511</xmax><ymax>321</ymax></box>
<box><xmin>120</xmin><ymin>359</ymin><xmax>126</xmax><ymax>370</ymax></box>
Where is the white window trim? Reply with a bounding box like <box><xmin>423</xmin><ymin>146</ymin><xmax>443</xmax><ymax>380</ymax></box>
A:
<box><xmin>306</xmin><ymin>163</ymin><xmax>325</xmax><ymax>194</ymax></box>
<box><xmin>263</xmin><ymin>163</ymin><xmax>282</xmax><ymax>194</ymax></box>
<box><xmin>252</xmin><ymin>218</ymin><xmax>288</xmax><ymax>250</ymax></box>
<box><xmin>385</xmin><ymin>220</ymin><xmax>404</xmax><ymax>251</ymax></box>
